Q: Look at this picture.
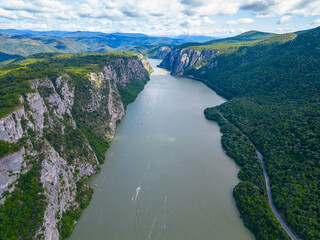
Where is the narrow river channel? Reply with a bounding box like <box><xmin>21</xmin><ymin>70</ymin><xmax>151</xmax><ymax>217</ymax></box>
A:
<box><xmin>69</xmin><ymin>59</ymin><xmax>254</xmax><ymax>240</ymax></box>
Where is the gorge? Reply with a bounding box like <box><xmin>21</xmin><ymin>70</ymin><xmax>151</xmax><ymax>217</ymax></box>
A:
<box><xmin>0</xmin><ymin>26</ymin><xmax>319</xmax><ymax>240</ymax></box>
<box><xmin>69</xmin><ymin>59</ymin><xmax>254</xmax><ymax>240</ymax></box>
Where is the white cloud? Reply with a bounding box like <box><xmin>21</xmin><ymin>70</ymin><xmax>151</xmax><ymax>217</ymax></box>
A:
<box><xmin>0</xmin><ymin>0</ymin><xmax>317</xmax><ymax>36</ymax></box>
<box><xmin>227</xmin><ymin>20</ymin><xmax>239</xmax><ymax>25</ymax></box>
<box><xmin>180</xmin><ymin>17</ymin><xmax>216</xmax><ymax>29</ymax></box>
<box><xmin>278</xmin><ymin>15</ymin><xmax>293</xmax><ymax>24</ymax></box>
<box><xmin>202</xmin><ymin>16</ymin><xmax>216</xmax><ymax>24</ymax></box>
<box><xmin>1</xmin><ymin>0</ymin><xmax>68</xmax><ymax>13</ymax></box>
<box><xmin>0</xmin><ymin>8</ymin><xmax>19</xmax><ymax>19</ymax></box>
<box><xmin>238</xmin><ymin>18</ymin><xmax>254</xmax><ymax>23</ymax></box>
<box><xmin>181</xmin><ymin>19</ymin><xmax>202</xmax><ymax>27</ymax></box>
<box><xmin>277</xmin><ymin>27</ymin><xmax>290</xmax><ymax>33</ymax></box>
<box><xmin>240</xmin><ymin>0</ymin><xmax>320</xmax><ymax>16</ymax></box>
<box><xmin>182</xmin><ymin>0</ymin><xmax>239</xmax><ymax>16</ymax></box>
<box><xmin>256</xmin><ymin>14</ymin><xmax>275</xmax><ymax>18</ymax></box>
<box><xmin>312</xmin><ymin>18</ymin><xmax>320</xmax><ymax>25</ymax></box>
<box><xmin>227</xmin><ymin>18</ymin><xmax>254</xmax><ymax>25</ymax></box>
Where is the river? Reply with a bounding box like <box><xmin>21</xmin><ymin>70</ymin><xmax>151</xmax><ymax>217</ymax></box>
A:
<box><xmin>68</xmin><ymin>59</ymin><xmax>254</xmax><ymax>240</ymax></box>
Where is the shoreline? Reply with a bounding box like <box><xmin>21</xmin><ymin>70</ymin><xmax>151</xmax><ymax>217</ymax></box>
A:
<box><xmin>159</xmin><ymin>65</ymin><xmax>299</xmax><ymax>240</ymax></box>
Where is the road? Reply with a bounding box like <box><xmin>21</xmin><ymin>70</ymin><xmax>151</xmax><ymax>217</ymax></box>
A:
<box><xmin>219</xmin><ymin>112</ymin><xmax>300</xmax><ymax>240</ymax></box>
<box><xmin>256</xmin><ymin>150</ymin><xmax>300</xmax><ymax>240</ymax></box>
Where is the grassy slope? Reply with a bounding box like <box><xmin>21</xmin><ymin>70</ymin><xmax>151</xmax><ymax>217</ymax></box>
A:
<box><xmin>182</xmin><ymin>27</ymin><xmax>320</xmax><ymax>239</ymax></box>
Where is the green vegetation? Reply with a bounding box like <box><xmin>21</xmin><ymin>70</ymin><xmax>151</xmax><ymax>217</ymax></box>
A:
<box><xmin>0</xmin><ymin>33</ymin><xmax>106</xmax><ymax>57</ymax></box>
<box><xmin>0</xmin><ymin>140</ymin><xmax>20</xmax><ymax>158</ymax></box>
<box><xmin>0</xmin><ymin>159</ymin><xmax>47</xmax><ymax>240</ymax></box>
<box><xmin>180</xmin><ymin>27</ymin><xmax>320</xmax><ymax>239</ymax></box>
<box><xmin>204</xmin><ymin>108</ymin><xmax>289</xmax><ymax>239</ymax></box>
<box><xmin>0</xmin><ymin>51</ymin><xmax>139</xmax><ymax>118</ymax></box>
<box><xmin>43</xmin><ymin>114</ymin><xmax>94</xmax><ymax>164</ymax></box>
<box><xmin>176</xmin><ymin>30</ymin><xmax>276</xmax><ymax>53</ymax></box>
<box><xmin>118</xmin><ymin>78</ymin><xmax>149</xmax><ymax>108</ymax></box>
<box><xmin>57</xmin><ymin>180</ymin><xmax>93</xmax><ymax>239</ymax></box>
<box><xmin>234</xmin><ymin>182</ymin><xmax>289</xmax><ymax>240</ymax></box>
<box><xmin>0</xmin><ymin>51</ymin><xmax>21</xmax><ymax>63</ymax></box>
<box><xmin>189</xmin><ymin>32</ymin><xmax>295</xmax><ymax>56</ymax></box>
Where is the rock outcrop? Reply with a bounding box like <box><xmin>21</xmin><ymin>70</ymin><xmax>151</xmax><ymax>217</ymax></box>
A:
<box><xmin>155</xmin><ymin>46</ymin><xmax>173</xmax><ymax>59</ymax></box>
<box><xmin>159</xmin><ymin>48</ymin><xmax>218</xmax><ymax>76</ymax></box>
<box><xmin>0</xmin><ymin>54</ymin><xmax>152</xmax><ymax>240</ymax></box>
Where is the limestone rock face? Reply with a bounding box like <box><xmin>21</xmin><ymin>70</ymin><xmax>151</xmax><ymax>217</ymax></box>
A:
<box><xmin>155</xmin><ymin>46</ymin><xmax>173</xmax><ymax>59</ymax></box>
<box><xmin>0</xmin><ymin>148</ymin><xmax>25</xmax><ymax>203</ymax></box>
<box><xmin>159</xmin><ymin>48</ymin><xmax>218</xmax><ymax>76</ymax></box>
<box><xmin>103</xmin><ymin>55</ymin><xmax>153</xmax><ymax>85</ymax></box>
<box><xmin>0</xmin><ymin>107</ymin><xmax>25</xmax><ymax>143</ymax></box>
<box><xmin>39</xmin><ymin>142</ymin><xmax>77</xmax><ymax>240</ymax></box>
<box><xmin>0</xmin><ymin>55</ymin><xmax>152</xmax><ymax>240</ymax></box>
<box><xmin>26</xmin><ymin>92</ymin><xmax>48</xmax><ymax>135</ymax></box>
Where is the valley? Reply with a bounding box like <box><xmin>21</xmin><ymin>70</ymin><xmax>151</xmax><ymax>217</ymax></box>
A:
<box><xmin>68</xmin><ymin>59</ymin><xmax>254</xmax><ymax>240</ymax></box>
<box><xmin>0</xmin><ymin>24</ymin><xmax>319</xmax><ymax>240</ymax></box>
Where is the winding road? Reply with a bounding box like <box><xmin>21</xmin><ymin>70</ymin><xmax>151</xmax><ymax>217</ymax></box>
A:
<box><xmin>256</xmin><ymin>151</ymin><xmax>300</xmax><ymax>240</ymax></box>
<box><xmin>219</xmin><ymin>112</ymin><xmax>300</xmax><ymax>240</ymax></box>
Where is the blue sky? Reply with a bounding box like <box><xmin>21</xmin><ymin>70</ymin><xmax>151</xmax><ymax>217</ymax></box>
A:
<box><xmin>0</xmin><ymin>0</ymin><xmax>319</xmax><ymax>37</ymax></box>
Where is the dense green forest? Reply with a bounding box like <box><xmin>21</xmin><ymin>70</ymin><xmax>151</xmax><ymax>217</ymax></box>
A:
<box><xmin>204</xmin><ymin>108</ymin><xmax>289</xmax><ymax>240</ymax></box>
<box><xmin>0</xmin><ymin>51</ymin><xmax>21</xmax><ymax>63</ymax></box>
<box><xmin>181</xmin><ymin>27</ymin><xmax>320</xmax><ymax>239</ymax></box>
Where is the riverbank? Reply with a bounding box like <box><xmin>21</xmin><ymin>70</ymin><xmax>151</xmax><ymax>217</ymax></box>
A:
<box><xmin>160</xmin><ymin>61</ymin><xmax>299</xmax><ymax>239</ymax></box>
<box><xmin>204</xmin><ymin>107</ymin><xmax>290</xmax><ymax>239</ymax></box>
<box><xmin>220</xmin><ymin>111</ymin><xmax>299</xmax><ymax>240</ymax></box>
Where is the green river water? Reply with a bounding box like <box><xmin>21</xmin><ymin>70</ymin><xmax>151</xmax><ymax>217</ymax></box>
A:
<box><xmin>68</xmin><ymin>59</ymin><xmax>254</xmax><ymax>240</ymax></box>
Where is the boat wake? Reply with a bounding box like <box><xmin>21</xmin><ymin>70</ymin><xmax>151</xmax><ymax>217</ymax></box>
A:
<box><xmin>132</xmin><ymin>186</ymin><xmax>141</xmax><ymax>202</ymax></box>
<box><xmin>132</xmin><ymin>186</ymin><xmax>142</xmax><ymax>240</ymax></box>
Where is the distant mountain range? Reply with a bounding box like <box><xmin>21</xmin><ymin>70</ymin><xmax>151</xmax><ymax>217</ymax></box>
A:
<box><xmin>0</xmin><ymin>29</ymin><xmax>217</xmax><ymax>63</ymax></box>
<box><xmin>174</xmin><ymin>34</ymin><xmax>219</xmax><ymax>43</ymax></box>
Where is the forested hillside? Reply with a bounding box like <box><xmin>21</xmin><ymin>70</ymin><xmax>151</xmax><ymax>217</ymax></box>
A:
<box><xmin>162</xmin><ymin>27</ymin><xmax>320</xmax><ymax>240</ymax></box>
<box><xmin>0</xmin><ymin>30</ymin><xmax>212</xmax><ymax>63</ymax></box>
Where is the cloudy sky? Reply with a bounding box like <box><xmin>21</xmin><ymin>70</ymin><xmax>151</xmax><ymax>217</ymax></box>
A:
<box><xmin>0</xmin><ymin>0</ymin><xmax>320</xmax><ymax>37</ymax></box>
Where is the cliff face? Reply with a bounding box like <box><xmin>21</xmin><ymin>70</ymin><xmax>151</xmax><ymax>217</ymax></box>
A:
<box><xmin>159</xmin><ymin>48</ymin><xmax>218</xmax><ymax>76</ymax></box>
<box><xmin>155</xmin><ymin>46</ymin><xmax>173</xmax><ymax>59</ymax></box>
<box><xmin>0</xmin><ymin>54</ymin><xmax>152</xmax><ymax>240</ymax></box>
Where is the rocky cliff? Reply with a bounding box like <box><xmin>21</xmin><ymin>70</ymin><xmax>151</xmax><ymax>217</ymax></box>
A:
<box><xmin>0</xmin><ymin>53</ymin><xmax>152</xmax><ymax>240</ymax></box>
<box><xmin>159</xmin><ymin>48</ymin><xmax>218</xmax><ymax>76</ymax></box>
<box><xmin>155</xmin><ymin>46</ymin><xmax>173</xmax><ymax>59</ymax></box>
